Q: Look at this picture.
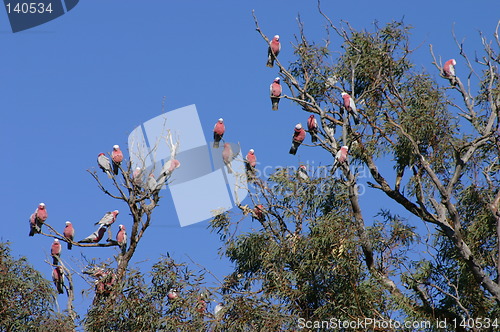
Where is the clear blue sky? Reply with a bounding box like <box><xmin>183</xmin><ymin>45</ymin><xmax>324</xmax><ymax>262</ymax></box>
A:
<box><xmin>1</xmin><ymin>0</ymin><xmax>498</xmax><ymax>322</ymax></box>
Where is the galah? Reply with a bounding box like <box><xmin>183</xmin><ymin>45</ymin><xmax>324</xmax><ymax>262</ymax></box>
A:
<box><xmin>79</xmin><ymin>225</ymin><xmax>107</xmax><ymax>243</ymax></box>
<box><xmin>29</xmin><ymin>202</ymin><xmax>48</xmax><ymax>236</ymax></box>
<box><xmin>336</xmin><ymin>146</ymin><xmax>349</xmax><ymax>164</ymax></box>
<box><xmin>95</xmin><ymin>210</ymin><xmax>119</xmax><ymax>227</ymax></box>
<box><xmin>97</xmin><ymin>153</ymin><xmax>113</xmax><ymax>178</ymax></box>
<box><xmin>213</xmin><ymin>118</ymin><xmax>225</xmax><ymax>148</ymax></box>
<box><xmin>157</xmin><ymin>159</ymin><xmax>181</xmax><ymax>187</ymax></box>
<box><xmin>214</xmin><ymin>302</ymin><xmax>224</xmax><ymax>318</ymax></box>
<box><xmin>51</xmin><ymin>239</ymin><xmax>62</xmax><ymax>265</ymax></box>
<box><xmin>132</xmin><ymin>167</ymin><xmax>143</xmax><ymax>186</ymax></box>
<box><xmin>63</xmin><ymin>221</ymin><xmax>75</xmax><ymax>250</ymax></box>
<box><xmin>92</xmin><ymin>269</ymin><xmax>116</xmax><ymax>296</ymax></box>
<box><xmin>270</xmin><ymin>77</ymin><xmax>282</xmax><ymax>111</ymax></box>
<box><xmin>116</xmin><ymin>224</ymin><xmax>127</xmax><ymax>255</ymax></box>
<box><xmin>341</xmin><ymin>93</ymin><xmax>360</xmax><ymax>125</ymax></box>
<box><xmin>307</xmin><ymin>115</ymin><xmax>318</xmax><ymax>143</ymax></box>
<box><xmin>222</xmin><ymin>143</ymin><xmax>234</xmax><ymax>174</ymax></box>
<box><xmin>52</xmin><ymin>266</ymin><xmax>65</xmax><ymax>294</ymax></box>
<box><xmin>167</xmin><ymin>289</ymin><xmax>178</xmax><ymax>300</ymax></box>
<box><xmin>442</xmin><ymin>59</ymin><xmax>457</xmax><ymax>86</ymax></box>
<box><xmin>245</xmin><ymin>149</ymin><xmax>257</xmax><ymax>174</ymax></box>
<box><xmin>289</xmin><ymin>123</ymin><xmax>306</xmax><ymax>155</ymax></box>
<box><xmin>253</xmin><ymin>204</ymin><xmax>265</xmax><ymax>222</ymax></box>
<box><xmin>196</xmin><ymin>299</ymin><xmax>207</xmax><ymax>313</ymax></box>
<box><xmin>111</xmin><ymin>145</ymin><xmax>123</xmax><ymax>175</ymax></box>
<box><xmin>267</xmin><ymin>35</ymin><xmax>281</xmax><ymax>68</ymax></box>
<box><xmin>147</xmin><ymin>173</ymin><xmax>158</xmax><ymax>192</ymax></box>
<box><xmin>297</xmin><ymin>165</ymin><xmax>309</xmax><ymax>181</ymax></box>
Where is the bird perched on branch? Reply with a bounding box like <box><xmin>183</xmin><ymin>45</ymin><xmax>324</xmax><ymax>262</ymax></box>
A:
<box><xmin>341</xmin><ymin>93</ymin><xmax>360</xmax><ymax>125</ymax></box>
<box><xmin>297</xmin><ymin>165</ymin><xmax>309</xmax><ymax>181</ymax></box>
<box><xmin>222</xmin><ymin>143</ymin><xmax>234</xmax><ymax>174</ymax></box>
<box><xmin>63</xmin><ymin>221</ymin><xmax>74</xmax><ymax>250</ymax></box>
<box><xmin>270</xmin><ymin>77</ymin><xmax>282</xmax><ymax>110</ymax></box>
<box><xmin>168</xmin><ymin>289</ymin><xmax>178</xmax><ymax>300</ymax></box>
<box><xmin>289</xmin><ymin>123</ymin><xmax>306</xmax><ymax>155</ymax></box>
<box><xmin>116</xmin><ymin>224</ymin><xmax>127</xmax><ymax>255</ymax></box>
<box><xmin>253</xmin><ymin>204</ymin><xmax>265</xmax><ymax>222</ymax></box>
<box><xmin>336</xmin><ymin>146</ymin><xmax>349</xmax><ymax>164</ymax></box>
<box><xmin>214</xmin><ymin>302</ymin><xmax>224</xmax><ymax>319</ymax></box>
<box><xmin>245</xmin><ymin>149</ymin><xmax>257</xmax><ymax>178</ymax></box>
<box><xmin>147</xmin><ymin>173</ymin><xmax>158</xmax><ymax>192</ymax></box>
<box><xmin>132</xmin><ymin>167</ymin><xmax>143</xmax><ymax>187</ymax></box>
<box><xmin>111</xmin><ymin>145</ymin><xmax>123</xmax><ymax>175</ymax></box>
<box><xmin>442</xmin><ymin>59</ymin><xmax>457</xmax><ymax>86</ymax></box>
<box><xmin>29</xmin><ymin>202</ymin><xmax>48</xmax><ymax>236</ymax></box>
<box><xmin>157</xmin><ymin>159</ymin><xmax>181</xmax><ymax>187</ymax></box>
<box><xmin>267</xmin><ymin>35</ymin><xmax>281</xmax><ymax>67</ymax></box>
<box><xmin>79</xmin><ymin>225</ymin><xmax>107</xmax><ymax>243</ymax></box>
<box><xmin>307</xmin><ymin>115</ymin><xmax>318</xmax><ymax>143</ymax></box>
<box><xmin>213</xmin><ymin>118</ymin><xmax>225</xmax><ymax>148</ymax></box>
<box><xmin>95</xmin><ymin>210</ymin><xmax>119</xmax><ymax>227</ymax></box>
<box><xmin>97</xmin><ymin>153</ymin><xmax>113</xmax><ymax>178</ymax></box>
<box><xmin>51</xmin><ymin>239</ymin><xmax>61</xmax><ymax>265</ymax></box>
<box><xmin>52</xmin><ymin>266</ymin><xmax>64</xmax><ymax>294</ymax></box>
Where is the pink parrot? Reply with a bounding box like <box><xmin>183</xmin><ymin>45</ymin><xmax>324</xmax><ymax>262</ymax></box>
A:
<box><xmin>79</xmin><ymin>225</ymin><xmax>107</xmax><ymax>243</ymax></box>
<box><xmin>267</xmin><ymin>35</ymin><xmax>281</xmax><ymax>67</ymax></box>
<box><xmin>132</xmin><ymin>167</ymin><xmax>143</xmax><ymax>186</ymax></box>
<box><xmin>63</xmin><ymin>221</ymin><xmax>75</xmax><ymax>250</ymax></box>
<box><xmin>213</xmin><ymin>118</ymin><xmax>225</xmax><ymax>148</ymax></box>
<box><xmin>341</xmin><ymin>93</ymin><xmax>360</xmax><ymax>125</ymax></box>
<box><xmin>95</xmin><ymin>210</ymin><xmax>119</xmax><ymax>227</ymax></box>
<box><xmin>168</xmin><ymin>289</ymin><xmax>178</xmax><ymax>300</ymax></box>
<box><xmin>51</xmin><ymin>239</ymin><xmax>62</xmax><ymax>265</ymax></box>
<box><xmin>297</xmin><ymin>165</ymin><xmax>309</xmax><ymax>181</ymax></box>
<box><xmin>97</xmin><ymin>153</ymin><xmax>113</xmax><ymax>178</ymax></box>
<box><xmin>336</xmin><ymin>146</ymin><xmax>349</xmax><ymax>164</ymax></box>
<box><xmin>222</xmin><ymin>143</ymin><xmax>234</xmax><ymax>174</ymax></box>
<box><xmin>253</xmin><ymin>204</ymin><xmax>265</xmax><ymax>222</ymax></box>
<box><xmin>307</xmin><ymin>115</ymin><xmax>318</xmax><ymax>143</ymax></box>
<box><xmin>157</xmin><ymin>159</ymin><xmax>181</xmax><ymax>187</ymax></box>
<box><xmin>196</xmin><ymin>299</ymin><xmax>207</xmax><ymax>314</ymax></box>
<box><xmin>289</xmin><ymin>124</ymin><xmax>306</xmax><ymax>155</ymax></box>
<box><xmin>52</xmin><ymin>266</ymin><xmax>65</xmax><ymax>294</ymax></box>
<box><xmin>111</xmin><ymin>145</ymin><xmax>123</xmax><ymax>175</ymax></box>
<box><xmin>29</xmin><ymin>202</ymin><xmax>48</xmax><ymax>236</ymax></box>
<box><xmin>245</xmin><ymin>149</ymin><xmax>257</xmax><ymax>174</ymax></box>
<box><xmin>270</xmin><ymin>77</ymin><xmax>282</xmax><ymax>111</ymax></box>
<box><xmin>442</xmin><ymin>59</ymin><xmax>457</xmax><ymax>86</ymax></box>
<box><xmin>147</xmin><ymin>173</ymin><xmax>158</xmax><ymax>192</ymax></box>
<box><xmin>116</xmin><ymin>224</ymin><xmax>127</xmax><ymax>255</ymax></box>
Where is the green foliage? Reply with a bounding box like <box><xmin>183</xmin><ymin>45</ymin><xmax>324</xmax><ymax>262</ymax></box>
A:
<box><xmin>84</xmin><ymin>256</ymin><xmax>217</xmax><ymax>332</ymax></box>
<box><xmin>209</xmin><ymin>169</ymin><xmax>407</xmax><ymax>329</ymax></box>
<box><xmin>0</xmin><ymin>242</ymin><xmax>73</xmax><ymax>331</ymax></box>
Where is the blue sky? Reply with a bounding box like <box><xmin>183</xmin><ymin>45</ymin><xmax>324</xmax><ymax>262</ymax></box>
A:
<box><xmin>1</xmin><ymin>0</ymin><xmax>499</xmax><ymax>321</ymax></box>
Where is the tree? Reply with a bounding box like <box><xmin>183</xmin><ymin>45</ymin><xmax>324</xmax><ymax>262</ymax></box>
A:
<box><xmin>22</xmin><ymin>8</ymin><xmax>500</xmax><ymax>331</ymax></box>
<box><xmin>206</xmin><ymin>10</ymin><xmax>500</xmax><ymax>331</ymax></box>
<box><xmin>29</xmin><ymin>115</ymin><xmax>183</xmax><ymax>328</ymax></box>
<box><xmin>0</xmin><ymin>242</ymin><xmax>73</xmax><ymax>331</ymax></box>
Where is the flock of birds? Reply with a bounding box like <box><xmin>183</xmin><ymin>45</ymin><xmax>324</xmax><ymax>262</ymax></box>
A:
<box><xmin>27</xmin><ymin>33</ymin><xmax>458</xmax><ymax>315</ymax></box>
